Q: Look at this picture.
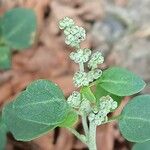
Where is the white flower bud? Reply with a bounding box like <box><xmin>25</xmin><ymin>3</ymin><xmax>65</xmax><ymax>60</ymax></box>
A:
<box><xmin>64</xmin><ymin>25</ymin><xmax>86</xmax><ymax>47</ymax></box>
<box><xmin>101</xmin><ymin>95</ymin><xmax>117</xmax><ymax>107</ymax></box>
<box><xmin>88</xmin><ymin>52</ymin><xmax>104</xmax><ymax>69</ymax></box>
<box><xmin>98</xmin><ymin>110</ymin><xmax>108</xmax><ymax>118</ymax></box>
<box><xmin>73</xmin><ymin>71</ymin><xmax>89</xmax><ymax>87</ymax></box>
<box><xmin>111</xmin><ymin>101</ymin><xmax>118</xmax><ymax>110</ymax></box>
<box><xmin>64</xmin><ymin>27</ymin><xmax>72</xmax><ymax>36</ymax></box>
<box><xmin>88</xmin><ymin>112</ymin><xmax>104</xmax><ymax>126</ymax></box>
<box><xmin>70</xmin><ymin>48</ymin><xmax>91</xmax><ymax>63</ymax></box>
<box><xmin>87</xmin><ymin>69</ymin><xmax>102</xmax><ymax>83</ymax></box>
<box><xmin>93</xmin><ymin>69</ymin><xmax>102</xmax><ymax>79</ymax></box>
<box><xmin>67</xmin><ymin>91</ymin><xmax>81</xmax><ymax>108</ymax></box>
<box><xmin>79</xmin><ymin>98</ymin><xmax>91</xmax><ymax>114</ymax></box>
<box><xmin>59</xmin><ymin>17</ymin><xmax>75</xmax><ymax>30</ymax></box>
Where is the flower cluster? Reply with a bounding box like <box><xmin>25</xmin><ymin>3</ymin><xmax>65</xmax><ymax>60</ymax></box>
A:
<box><xmin>67</xmin><ymin>91</ymin><xmax>81</xmax><ymax>108</ymax></box>
<box><xmin>59</xmin><ymin>17</ymin><xmax>104</xmax><ymax>88</ymax></box>
<box><xmin>70</xmin><ymin>48</ymin><xmax>91</xmax><ymax>63</ymax></box>
<box><xmin>88</xmin><ymin>96</ymin><xmax>118</xmax><ymax>125</ymax></box>
<box><xmin>72</xmin><ymin>49</ymin><xmax>104</xmax><ymax>87</ymax></box>
<box><xmin>73</xmin><ymin>69</ymin><xmax>102</xmax><ymax>87</ymax></box>
<box><xmin>88</xmin><ymin>52</ymin><xmax>104</xmax><ymax>69</ymax></box>
<box><xmin>79</xmin><ymin>98</ymin><xmax>91</xmax><ymax>114</ymax></box>
<box><xmin>59</xmin><ymin>17</ymin><xmax>86</xmax><ymax>47</ymax></box>
<box><xmin>60</xmin><ymin>17</ymin><xmax>119</xmax><ymax>129</ymax></box>
<box><xmin>67</xmin><ymin>91</ymin><xmax>91</xmax><ymax>114</ymax></box>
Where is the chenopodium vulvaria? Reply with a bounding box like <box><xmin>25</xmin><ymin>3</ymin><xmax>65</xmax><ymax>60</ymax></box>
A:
<box><xmin>59</xmin><ymin>17</ymin><xmax>117</xmax><ymax>126</ymax></box>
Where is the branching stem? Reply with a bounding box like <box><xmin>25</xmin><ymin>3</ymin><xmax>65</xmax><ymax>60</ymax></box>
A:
<box><xmin>67</xmin><ymin>127</ymin><xmax>87</xmax><ymax>145</ymax></box>
<box><xmin>88</xmin><ymin>121</ymin><xmax>97</xmax><ymax>150</ymax></box>
<box><xmin>81</xmin><ymin>113</ymin><xmax>89</xmax><ymax>137</ymax></box>
<box><xmin>79</xmin><ymin>62</ymin><xmax>84</xmax><ymax>72</ymax></box>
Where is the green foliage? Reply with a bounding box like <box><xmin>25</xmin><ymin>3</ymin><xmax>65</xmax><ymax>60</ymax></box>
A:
<box><xmin>95</xmin><ymin>84</ymin><xmax>123</xmax><ymax>105</ymax></box>
<box><xmin>119</xmin><ymin>95</ymin><xmax>150</xmax><ymax>143</ymax></box>
<box><xmin>0</xmin><ymin>46</ymin><xmax>11</xmax><ymax>69</ymax></box>
<box><xmin>132</xmin><ymin>141</ymin><xmax>150</xmax><ymax>150</ymax></box>
<box><xmin>80</xmin><ymin>86</ymin><xmax>96</xmax><ymax>103</ymax></box>
<box><xmin>1</xmin><ymin>8</ymin><xmax>36</xmax><ymax>49</ymax></box>
<box><xmin>3</xmin><ymin>102</ymin><xmax>56</xmax><ymax>141</ymax></box>
<box><xmin>0</xmin><ymin>119</ymin><xmax>7</xmax><ymax>150</ymax></box>
<box><xmin>0</xmin><ymin>8</ymin><xmax>37</xmax><ymax>70</ymax></box>
<box><xmin>98</xmin><ymin>67</ymin><xmax>146</xmax><ymax>96</ymax></box>
<box><xmin>60</xmin><ymin>110</ymin><xmax>78</xmax><ymax>127</ymax></box>
<box><xmin>2</xmin><ymin>80</ymin><xmax>77</xmax><ymax>141</ymax></box>
<box><xmin>13</xmin><ymin>80</ymin><xmax>69</xmax><ymax>125</ymax></box>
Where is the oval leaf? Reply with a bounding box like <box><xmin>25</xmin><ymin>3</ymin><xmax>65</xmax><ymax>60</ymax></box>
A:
<box><xmin>99</xmin><ymin>67</ymin><xmax>146</xmax><ymax>96</ymax></box>
<box><xmin>95</xmin><ymin>84</ymin><xmax>123</xmax><ymax>105</ymax></box>
<box><xmin>2</xmin><ymin>102</ymin><xmax>56</xmax><ymax>141</ymax></box>
<box><xmin>132</xmin><ymin>141</ymin><xmax>150</xmax><ymax>150</ymax></box>
<box><xmin>1</xmin><ymin>8</ymin><xmax>37</xmax><ymax>49</ymax></box>
<box><xmin>119</xmin><ymin>95</ymin><xmax>150</xmax><ymax>142</ymax></box>
<box><xmin>13</xmin><ymin>79</ymin><xmax>69</xmax><ymax>125</ymax></box>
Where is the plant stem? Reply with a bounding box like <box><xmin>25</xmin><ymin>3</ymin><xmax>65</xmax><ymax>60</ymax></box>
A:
<box><xmin>101</xmin><ymin>114</ymin><xmax>122</xmax><ymax>125</ymax></box>
<box><xmin>88</xmin><ymin>121</ymin><xmax>97</xmax><ymax>150</ymax></box>
<box><xmin>79</xmin><ymin>62</ymin><xmax>84</xmax><ymax>72</ymax></box>
<box><xmin>81</xmin><ymin>113</ymin><xmax>89</xmax><ymax>137</ymax></box>
<box><xmin>67</xmin><ymin>127</ymin><xmax>87</xmax><ymax>145</ymax></box>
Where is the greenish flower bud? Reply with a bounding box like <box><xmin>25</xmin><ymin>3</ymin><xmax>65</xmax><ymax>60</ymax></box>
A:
<box><xmin>70</xmin><ymin>48</ymin><xmax>91</xmax><ymax>63</ymax></box>
<box><xmin>93</xmin><ymin>69</ymin><xmax>102</xmax><ymax>79</ymax></box>
<box><xmin>99</xmin><ymin>95</ymin><xmax>118</xmax><ymax>112</ymax></box>
<box><xmin>65</xmin><ymin>35</ymin><xmax>80</xmax><ymax>47</ymax></box>
<box><xmin>64</xmin><ymin>27</ymin><xmax>72</xmax><ymax>36</ymax></box>
<box><xmin>88</xmin><ymin>95</ymin><xmax>118</xmax><ymax>125</ymax></box>
<box><xmin>59</xmin><ymin>17</ymin><xmax>75</xmax><ymax>30</ymax></box>
<box><xmin>73</xmin><ymin>71</ymin><xmax>89</xmax><ymax>87</ymax></box>
<box><xmin>64</xmin><ymin>25</ymin><xmax>86</xmax><ymax>47</ymax></box>
<box><xmin>111</xmin><ymin>101</ymin><xmax>118</xmax><ymax>110</ymax></box>
<box><xmin>88</xmin><ymin>52</ymin><xmax>104</xmax><ymax>69</ymax></box>
<box><xmin>67</xmin><ymin>91</ymin><xmax>81</xmax><ymax>108</ymax></box>
<box><xmin>98</xmin><ymin>110</ymin><xmax>108</xmax><ymax>118</ymax></box>
<box><xmin>88</xmin><ymin>112</ymin><xmax>105</xmax><ymax>126</ymax></box>
<box><xmin>87</xmin><ymin>69</ymin><xmax>102</xmax><ymax>83</ymax></box>
<box><xmin>79</xmin><ymin>98</ymin><xmax>91</xmax><ymax>114</ymax></box>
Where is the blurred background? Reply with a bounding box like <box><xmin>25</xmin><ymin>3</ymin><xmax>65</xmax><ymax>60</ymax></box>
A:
<box><xmin>0</xmin><ymin>0</ymin><xmax>150</xmax><ymax>149</ymax></box>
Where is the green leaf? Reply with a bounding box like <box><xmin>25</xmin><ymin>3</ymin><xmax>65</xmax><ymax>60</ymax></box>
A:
<box><xmin>132</xmin><ymin>141</ymin><xmax>150</xmax><ymax>150</ymax></box>
<box><xmin>119</xmin><ymin>95</ymin><xmax>150</xmax><ymax>142</ymax></box>
<box><xmin>59</xmin><ymin>110</ymin><xmax>78</xmax><ymax>127</ymax></box>
<box><xmin>1</xmin><ymin>8</ymin><xmax>37</xmax><ymax>49</ymax></box>
<box><xmin>95</xmin><ymin>84</ymin><xmax>123</xmax><ymax>105</ymax></box>
<box><xmin>99</xmin><ymin>67</ymin><xmax>146</xmax><ymax>96</ymax></box>
<box><xmin>2</xmin><ymin>102</ymin><xmax>56</xmax><ymax>141</ymax></box>
<box><xmin>0</xmin><ymin>46</ymin><xmax>11</xmax><ymax>70</ymax></box>
<box><xmin>13</xmin><ymin>79</ymin><xmax>69</xmax><ymax>125</ymax></box>
<box><xmin>80</xmin><ymin>86</ymin><xmax>96</xmax><ymax>103</ymax></box>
